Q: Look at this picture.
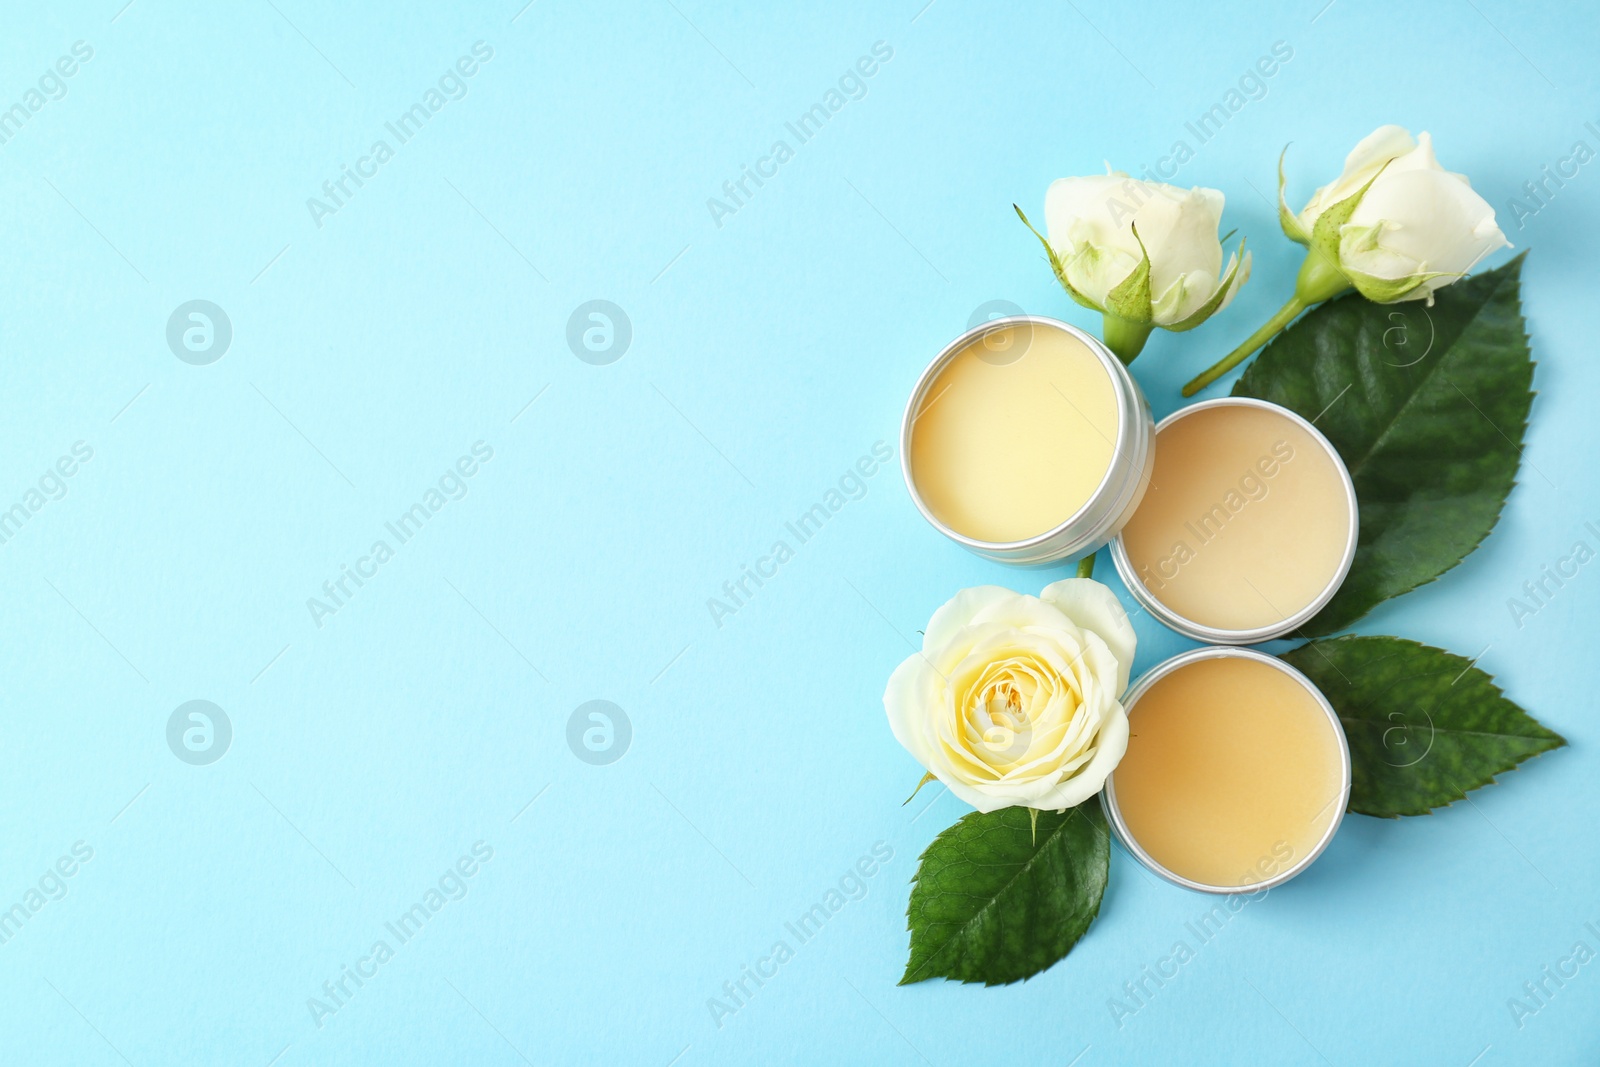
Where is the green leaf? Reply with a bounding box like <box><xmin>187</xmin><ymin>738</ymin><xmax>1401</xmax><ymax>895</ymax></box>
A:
<box><xmin>901</xmin><ymin>800</ymin><xmax>1108</xmax><ymax>986</ymax></box>
<box><xmin>1234</xmin><ymin>254</ymin><xmax>1533</xmax><ymax>635</ymax></box>
<box><xmin>1281</xmin><ymin>636</ymin><xmax>1564</xmax><ymax>818</ymax></box>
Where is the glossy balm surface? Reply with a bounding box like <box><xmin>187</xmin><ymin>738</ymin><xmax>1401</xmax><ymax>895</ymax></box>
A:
<box><xmin>909</xmin><ymin>324</ymin><xmax>1119</xmax><ymax>544</ymax></box>
<box><xmin>1111</xmin><ymin>655</ymin><xmax>1344</xmax><ymax>888</ymax></box>
<box><xmin>1120</xmin><ymin>403</ymin><xmax>1350</xmax><ymax>631</ymax></box>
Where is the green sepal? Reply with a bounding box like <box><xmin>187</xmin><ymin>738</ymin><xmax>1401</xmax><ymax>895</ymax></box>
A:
<box><xmin>1014</xmin><ymin>204</ymin><xmax>1100</xmax><ymax>312</ymax></box>
<box><xmin>1102</xmin><ymin>223</ymin><xmax>1152</xmax><ymax>324</ymax></box>
<box><xmin>1166</xmin><ymin>236</ymin><xmax>1248</xmax><ymax>333</ymax></box>
<box><xmin>902</xmin><ymin>771</ymin><xmax>938</xmax><ymax>806</ymax></box>
<box><xmin>1308</xmin><ymin>160</ymin><xmax>1390</xmax><ymax>269</ymax></box>
<box><xmin>1335</xmin><ymin>225</ymin><xmax>1462</xmax><ymax>302</ymax></box>
<box><xmin>1345</xmin><ymin>268</ymin><xmax>1457</xmax><ymax>304</ymax></box>
<box><xmin>1278</xmin><ymin>145</ymin><xmax>1310</xmax><ymax>246</ymax></box>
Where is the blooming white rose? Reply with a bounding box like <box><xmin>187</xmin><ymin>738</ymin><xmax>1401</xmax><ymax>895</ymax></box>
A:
<box><xmin>1280</xmin><ymin>124</ymin><xmax>1511</xmax><ymax>304</ymax></box>
<box><xmin>883</xmin><ymin>579</ymin><xmax>1136</xmax><ymax>813</ymax></box>
<box><xmin>1017</xmin><ymin>173</ymin><xmax>1250</xmax><ymax>362</ymax></box>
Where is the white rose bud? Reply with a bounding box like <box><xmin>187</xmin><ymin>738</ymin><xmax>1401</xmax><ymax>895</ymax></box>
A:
<box><xmin>1281</xmin><ymin>124</ymin><xmax>1511</xmax><ymax>304</ymax></box>
<box><xmin>1016</xmin><ymin>174</ymin><xmax>1250</xmax><ymax>362</ymax></box>
<box><xmin>1185</xmin><ymin>125</ymin><xmax>1511</xmax><ymax>396</ymax></box>
<box><xmin>883</xmin><ymin>579</ymin><xmax>1135</xmax><ymax>813</ymax></box>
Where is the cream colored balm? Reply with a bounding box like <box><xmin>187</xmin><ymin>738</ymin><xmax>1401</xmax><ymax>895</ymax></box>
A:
<box><xmin>909</xmin><ymin>324</ymin><xmax>1119</xmax><ymax>543</ymax></box>
<box><xmin>1120</xmin><ymin>402</ymin><xmax>1351</xmax><ymax>632</ymax></box>
<box><xmin>1111</xmin><ymin>655</ymin><xmax>1344</xmax><ymax>889</ymax></box>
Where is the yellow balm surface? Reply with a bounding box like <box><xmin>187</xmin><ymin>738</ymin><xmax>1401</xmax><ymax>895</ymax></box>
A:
<box><xmin>1120</xmin><ymin>403</ymin><xmax>1351</xmax><ymax>631</ymax></box>
<box><xmin>1111</xmin><ymin>655</ymin><xmax>1344</xmax><ymax>889</ymax></box>
<box><xmin>909</xmin><ymin>324</ymin><xmax>1119</xmax><ymax>543</ymax></box>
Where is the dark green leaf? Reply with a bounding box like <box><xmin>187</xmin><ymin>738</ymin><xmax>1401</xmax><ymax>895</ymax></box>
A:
<box><xmin>1234</xmin><ymin>255</ymin><xmax>1534</xmax><ymax>635</ymax></box>
<box><xmin>1281</xmin><ymin>635</ymin><xmax>1564</xmax><ymax>818</ymax></box>
<box><xmin>901</xmin><ymin>800</ymin><xmax>1108</xmax><ymax>986</ymax></box>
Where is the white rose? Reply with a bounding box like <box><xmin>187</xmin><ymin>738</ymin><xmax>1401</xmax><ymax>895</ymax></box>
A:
<box><xmin>1185</xmin><ymin>125</ymin><xmax>1513</xmax><ymax>396</ymax></box>
<box><xmin>1017</xmin><ymin>173</ymin><xmax>1249</xmax><ymax>362</ymax></box>
<box><xmin>883</xmin><ymin>579</ymin><xmax>1136</xmax><ymax>813</ymax></box>
<box><xmin>1281</xmin><ymin>124</ymin><xmax>1511</xmax><ymax>303</ymax></box>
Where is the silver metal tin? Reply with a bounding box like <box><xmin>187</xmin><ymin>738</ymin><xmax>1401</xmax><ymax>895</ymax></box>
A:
<box><xmin>900</xmin><ymin>316</ymin><xmax>1154</xmax><ymax>565</ymax></box>
<box><xmin>1109</xmin><ymin>396</ymin><xmax>1359</xmax><ymax>644</ymax></box>
<box><xmin>1102</xmin><ymin>646</ymin><xmax>1352</xmax><ymax>895</ymax></box>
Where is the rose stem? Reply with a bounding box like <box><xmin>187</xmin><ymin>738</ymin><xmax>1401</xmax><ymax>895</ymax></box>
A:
<box><xmin>1181</xmin><ymin>296</ymin><xmax>1305</xmax><ymax>397</ymax></box>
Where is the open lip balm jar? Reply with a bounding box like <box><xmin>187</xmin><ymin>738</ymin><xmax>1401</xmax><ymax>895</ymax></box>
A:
<box><xmin>1110</xmin><ymin>397</ymin><xmax>1358</xmax><ymax>643</ymax></box>
<box><xmin>900</xmin><ymin>316</ymin><xmax>1154</xmax><ymax>565</ymax></box>
<box><xmin>1103</xmin><ymin>647</ymin><xmax>1351</xmax><ymax>894</ymax></box>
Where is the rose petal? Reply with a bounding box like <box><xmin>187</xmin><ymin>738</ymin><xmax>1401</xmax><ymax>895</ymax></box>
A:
<box><xmin>1030</xmin><ymin>703</ymin><xmax>1130</xmax><ymax>810</ymax></box>
<box><xmin>1039</xmin><ymin>578</ymin><xmax>1137</xmax><ymax>694</ymax></box>
<box><xmin>1133</xmin><ymin>186</ymin><xmax>1225</xmax><ymax>307</ymax></box>
<box><xmin>1344</xmin><ymin>167</ymin><xmax>1509</xmax><ymax>286</ymax></box>
<box><xmin>883</xmin><ymin>652</ymin><xmax>944</xmax><ymax>769</ymax></box>
<box><xmin>1301</xmin><ymin>124</ymin><xmax>1416</xmax><ymax>228</ymax></box>
<box><xmin>922</xmin><ymin>586</ymin><xmax>1015</xmax><ymax>655</ymax></box>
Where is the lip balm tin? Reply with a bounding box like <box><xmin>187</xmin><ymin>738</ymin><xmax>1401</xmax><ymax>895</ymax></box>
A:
<box><xmin>900</xmin><ymin>315</ymin><xmax>1154</xmax><ymax>565</ymax></box>
<box><xmin>1101</xmin><ymin>646</ymin><xmax>1353</xmax><ymax>895</ymax></box>
<box><xmin>1109</xmin><ymin>396</ymin><xmax>1359</xmax><ymax>643</ymax></box>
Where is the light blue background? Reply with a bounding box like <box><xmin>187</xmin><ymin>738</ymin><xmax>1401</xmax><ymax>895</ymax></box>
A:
<box><xmin>1</xmin><ymin>0</ymin><xmax>1596</xmax><ymax>1063</ymax></box>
